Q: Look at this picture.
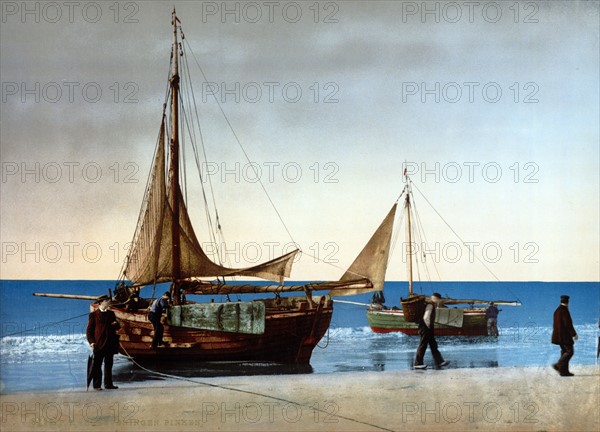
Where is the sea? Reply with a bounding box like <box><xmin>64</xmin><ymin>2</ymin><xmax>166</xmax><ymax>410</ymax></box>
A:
<box><xmin>1</xmin><ymin>280</ymin><xmax>598</xmax><ymax>393</ymax></box>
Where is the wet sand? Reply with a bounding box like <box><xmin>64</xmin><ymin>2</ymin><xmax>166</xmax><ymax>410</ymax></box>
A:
<box><xmin>1</xmin><ymin>365</ymin><xmax>598</xmax><ymax>431</ymax></box>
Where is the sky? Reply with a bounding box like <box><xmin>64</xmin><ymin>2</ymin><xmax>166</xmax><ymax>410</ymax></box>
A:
<box><xmin>1</xmin><ymin>1</ymin><xmax>598</xmax><ymax>282</ymax></box>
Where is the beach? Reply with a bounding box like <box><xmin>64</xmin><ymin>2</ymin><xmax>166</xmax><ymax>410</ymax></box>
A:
<box><xmin>1</xmin><ymin>365</ymin><xmax>598</xmax><ymax>432</ymax></box>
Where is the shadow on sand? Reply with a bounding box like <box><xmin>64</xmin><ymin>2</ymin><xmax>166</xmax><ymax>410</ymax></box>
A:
<box><xmin>113</xmin><ymin>359</ymin><xmax>314</xmax><ymax>384</ymax></box>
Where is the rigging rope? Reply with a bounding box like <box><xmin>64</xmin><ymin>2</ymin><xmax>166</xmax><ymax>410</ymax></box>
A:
<box><xmin>410</xmin><ymin>202</ymin><xmax>425</xmax><ymax>289</ymax></box>
<box><xmin>179</xmin><ymin>45</ymin><xmax>228</xmax><ymax>267</ymax></box>
<box><xmin>118</xmin><ymin>62</ymin><xmax>173</xmax><ymax>284</ymax></box>
<box><xmin>409</xmin><ymin>188</ymin><xmax>436</xmax><ymax>284</ymax></box>
<box><xmin>180</xmin><ymin>95</ymin><xmax>188</xmax><ymax>204</ymax></box>
<box><xmin>300</xmin><ymin>194</ymin><xmax>405</xmax><ymax>282</ymax></box>
<box><xmin>183</xmin><ymin>38</ymin><xmax>298</xmax><ymax>248</ymax></box>
<box><xmin>410</xmin><ymin>180</ymin><xmax>522</xmax><ymax>302</ymax></box>
<box><xmin>117</xmin><ymin>109</ymin><xmax>167</xmax><ymax>282</ymax></box>
<box><xmin>411</xmin><ymin>181</ymin><xmax>502</xmax><ymax>282</ymax></box>
<box><xmin>389</xmin><ymin>200</ymin><xmax>406</xmax><ymax>263</ymax></box>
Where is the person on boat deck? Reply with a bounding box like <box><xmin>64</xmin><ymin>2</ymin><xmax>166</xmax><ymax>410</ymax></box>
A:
<box><xmin>86</xmin><ymin>299</ymin><xmax>120</xmax><ymax>390</ymax></box>
<box><xmin>149</xmin><ymin>292</ymin><xmax>171</xmax><ymax>348</ymax></box>
<box><xmin>485</xmin><ymin>302</ymin><xmax>502</xmax><ymax>336</ymax></box>
<box><xmin>371</xmin><ymin>291</ymin><xmax>386</xmax><ymax>310</ymax></box>
<box><xmin>551</xmin><ymin>295</ymin><xmax>578</xmax><ymax>377</ymax></box>
<box><xmin>414</xmin><ymin>293</ymin><xmax>449</xmax><ymax>370</ymax></box>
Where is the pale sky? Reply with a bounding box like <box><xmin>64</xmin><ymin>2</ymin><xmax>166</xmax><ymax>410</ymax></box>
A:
<box><xmin>1</xmin><ymin>1</ymin><xmax>598</xmax><ymax>282</ymax></box>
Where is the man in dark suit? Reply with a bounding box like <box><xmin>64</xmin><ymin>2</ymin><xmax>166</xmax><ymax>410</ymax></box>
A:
<box><xmin>414</xmin><ymin>293</ymin><xmax>450</xmax><ymax>370</ymax></box>
<box><xmin>551</xmin><ymin>295</ymin><xmax>578</xmax><ymax>376</ymax></box>
<box><xmin>86</xmin><ymin>299</ymin><xmax>121</xmax><ymax>390</ymax></box>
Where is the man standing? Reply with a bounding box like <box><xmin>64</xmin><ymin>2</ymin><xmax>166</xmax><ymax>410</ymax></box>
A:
<box><xmin>86</xmin><ymin>299</ymin><xmax>120</xmax><ymax>390</ymax></box>
<box><xmin>414</xmin><ymin>293</ymin><xmax>450</xmax><ymax>370</ymax></box>
<box><xmin>149</xmin><ymin>291</ymin><xmax>171</xmax><ymax>348</ymax></box>
<box><xmin>552</xmin><ymin>295</ymin><xmax>578</xmax><ymax>376</ymax></box>
<box><xmin>485</xmin><ymin>302</ymin><xmax>502</xmax><ymax>336</ymax></box>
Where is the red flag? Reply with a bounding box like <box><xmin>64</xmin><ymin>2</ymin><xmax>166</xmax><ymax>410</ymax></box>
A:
<box><xmin>403</xmin><ymin>167</ymin><xmax>407</xmax><ymax>176</ymax></box>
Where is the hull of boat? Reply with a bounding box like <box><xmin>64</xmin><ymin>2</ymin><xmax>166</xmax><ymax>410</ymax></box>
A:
<box><xmin>95</xmin><ymin>296</ymin><xmax>332</xmax><ymax>364</ymax></box>
<box><xmin>367</xmin><ymin>308</ymin><xmax>488</xmax><ymax>336</ymax></box>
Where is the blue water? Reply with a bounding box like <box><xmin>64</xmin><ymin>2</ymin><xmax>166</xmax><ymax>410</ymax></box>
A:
<box><xmin>1</xmin><ymin>280</ymin><xmax>598</xmax><ymax>392</ymax></box>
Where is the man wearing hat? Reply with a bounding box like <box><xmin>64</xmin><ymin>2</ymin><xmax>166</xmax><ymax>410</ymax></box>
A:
<box><xmin>551</xmin><ymin>295</ymin><xmax>578</xmax><ymax>376</ymax></box>
<box><xmin>86</xmin><ymin>299</ymin><xmax>120</xmax><ymax>390</ymax></box>
<box><xmin>414</xmin><ymin>293</ymin><xmax>449</xmax><ymax>369</ymax></box>
<box><xmin>148</xmin><ymin>291</ymin><xmax>171</xmax><ymax>348</ymax></box>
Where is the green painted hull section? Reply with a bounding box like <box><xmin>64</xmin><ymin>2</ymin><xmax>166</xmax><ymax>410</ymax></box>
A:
<box><xmin>168</xmin><ymin>301</ymin><xmax>266</xmax><ymax>334</ymax></box>
<box><xmin>367</xmin><ymin>308</ymin><xmax>488</xmax><ymax>336</ymax></box>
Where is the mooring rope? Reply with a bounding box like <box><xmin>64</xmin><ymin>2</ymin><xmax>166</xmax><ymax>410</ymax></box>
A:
<box><xmin>118</xmin><ymin>343</ymin><xmax>395</xmax><ymax>432</ymax></box>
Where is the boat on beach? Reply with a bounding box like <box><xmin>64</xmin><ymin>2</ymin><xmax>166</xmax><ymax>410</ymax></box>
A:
<box><xmin>338</xmin><ymin>174</ymin><xmax>521</xmax><ymax>337</ymax></box>
<box><xmin>33</xmin><ymin>10</ymin><xmax>395</xmax><ymax>364</ymax></box>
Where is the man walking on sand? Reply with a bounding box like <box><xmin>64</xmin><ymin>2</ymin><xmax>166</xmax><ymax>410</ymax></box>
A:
<box><xmin>552</xmin><ymin>295</ymin><xmax>578</xmax><ymax>377</ymax></box>
<box><xmin>414</xmin><ymin>293</ymin><xmax>449</xmax><ymax>370</ymax></box>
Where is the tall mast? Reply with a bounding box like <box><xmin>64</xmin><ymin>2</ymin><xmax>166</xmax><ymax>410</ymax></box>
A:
<box><xmin>169</xmin><ymin>8</ymin><xmax>181</xmax><ymax>305</ymax></box>
<box><xmin>406</xmin><ymin>184</ymin><xmax>414</xmax><ymax>296</ymax></box>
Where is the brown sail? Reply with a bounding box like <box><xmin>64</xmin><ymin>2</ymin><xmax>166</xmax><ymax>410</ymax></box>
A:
<box><xmin>332</xmin><ymin>203</ymin><xmax>397</xmax><ymax>296</ymax></box>
<box><xmin>123</xmin><ymin>118</ymin><xmax>298</xmax><ymax>286</ymax></box>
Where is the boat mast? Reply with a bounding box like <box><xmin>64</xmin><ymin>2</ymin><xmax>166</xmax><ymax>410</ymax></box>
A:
<box><xmin>169</xmin><ymin>8</ymin><xmax>182</xmax><ymax>305</ymax></box>
<box><xmin>406</xmin><ymin>183</ymin><xmax>414</xmax><ymax>296</ymax></box>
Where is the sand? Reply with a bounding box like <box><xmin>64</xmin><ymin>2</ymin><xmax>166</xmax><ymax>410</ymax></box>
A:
<box><xmin>1</xmin><ymin>365</ymin><xmax>598</xmax><ymax>432</ymax></box>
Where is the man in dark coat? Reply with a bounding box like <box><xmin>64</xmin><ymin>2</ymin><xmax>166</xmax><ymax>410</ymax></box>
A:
<box><xmin>551</xmin><ymin>295</ymin><xmax>578</xmax><ymax>376</ymax></box>
<box><xmin>414</xmin><ymin>293</ymin><xmax>449</xmax><ymax>369</ymax></box>
<box><xmin>86</xmin><ymin>300</ymin><xmax>120</xmax><ymax>390</ymax></box>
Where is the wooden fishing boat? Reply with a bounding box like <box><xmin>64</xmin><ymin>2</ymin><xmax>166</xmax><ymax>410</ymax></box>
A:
<box><xmin>336</xmin><ymin>174</ymin><xmax>521</xmax><ymax>337</ymax></box>
<box><xmin>34</xmin><ymin>10</ymin><xmax>395</xmax><ymax>364</ymax></box>
<box><xmin>98</xmin><ymin>295</ymin><xmax>333</xmax><ymax>363</ymax></box>
<box><xmin>367</xmin><ymin>307</ymin><xmax>490</xmax><ymax>336</ymax></box>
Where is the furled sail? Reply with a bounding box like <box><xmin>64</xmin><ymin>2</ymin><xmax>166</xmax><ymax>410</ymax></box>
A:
<box><xmin>331</xmin><ymin>203</ymin><xmax>397</xmax><ymax>296</ymax></box>
<box><xmin>123</xmin><ymin>120</ymin><xmax>298</xmax><ymax>286</ymax></box>
<box><xmin>124</xmin><ymin>118</ymin><xmax>168</xmax><ymax>286</ymax></box>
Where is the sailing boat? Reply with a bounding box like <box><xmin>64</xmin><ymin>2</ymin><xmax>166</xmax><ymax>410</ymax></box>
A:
<box><xmin>33</xmin><ymin>10</ymin><xmax>395</xmax><ymax>364</ymax></box>
<box><xmin>358</xmin><ymin>174</ymin><xmax>521</xmax><ymax>336</ymax></box>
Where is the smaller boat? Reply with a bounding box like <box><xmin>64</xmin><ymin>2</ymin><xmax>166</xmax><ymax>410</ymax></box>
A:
<box><xmin>361</xmin><ymin>174</ymin><xmax>521</xmax><ymax>336</ymax></box>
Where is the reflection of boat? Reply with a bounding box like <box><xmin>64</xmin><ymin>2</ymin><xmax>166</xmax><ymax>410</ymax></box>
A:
<box><xmin>362</xmin><ymin>175</ymin><xmax>521</xmax><ymax>336</ymax></box>
<box><xmin>33</xmin><ymin>10</ymin><xmax>394</xmax><ymax>364</ymax></box>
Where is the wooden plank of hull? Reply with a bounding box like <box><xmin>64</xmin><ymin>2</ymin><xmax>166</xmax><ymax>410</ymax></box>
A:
<box><xmin>367</xmin><ymin>309</ymin><xmax>488</xmax><ymax>336</ymax></box>
<box><xmin>94</xmin><ymin>297</ymin><xmax>332</xmax><ymax>364</ymax></box>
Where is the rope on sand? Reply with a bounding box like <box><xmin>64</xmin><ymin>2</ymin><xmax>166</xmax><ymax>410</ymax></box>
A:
<box><xmin>118</xmin><ymin>344</ymin><xmax>396</xmax><ymax>432</ymax></box>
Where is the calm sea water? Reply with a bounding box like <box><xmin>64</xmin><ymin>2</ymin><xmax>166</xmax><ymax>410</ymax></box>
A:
<box><xmin>1</xmin><ymin>280</ymin><xmax>598</xmax><ymax>393</ymax></box>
